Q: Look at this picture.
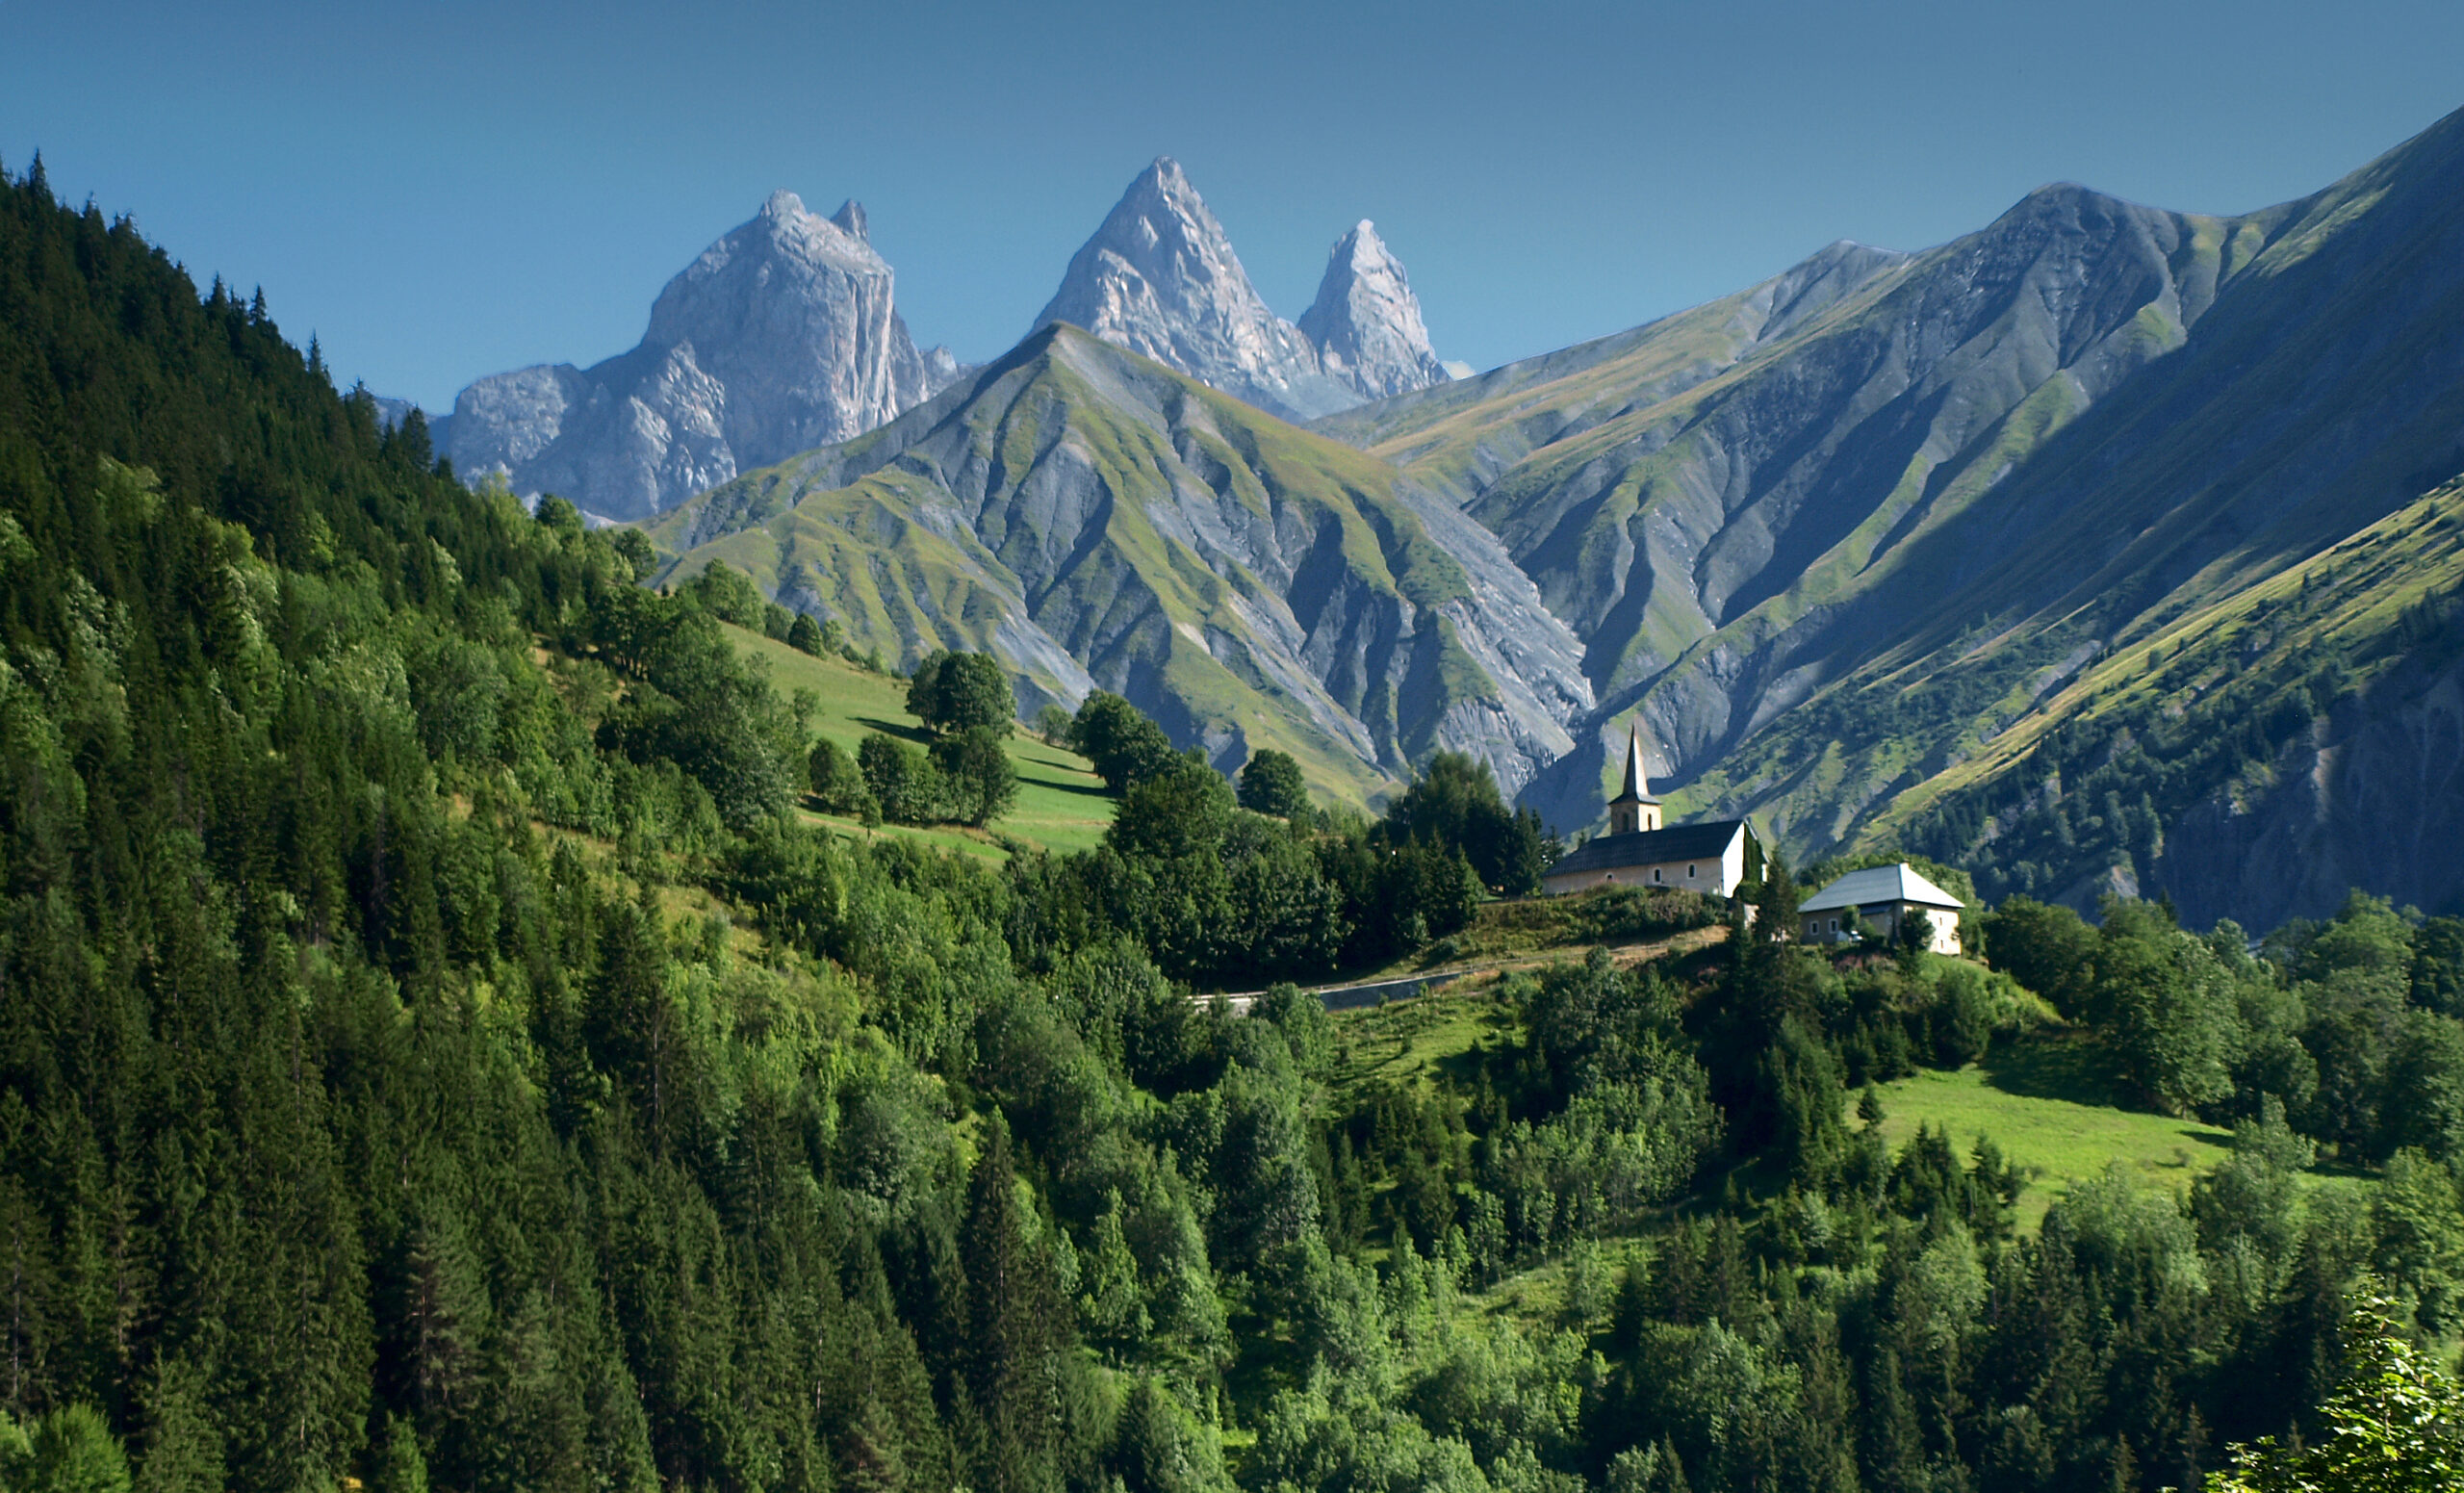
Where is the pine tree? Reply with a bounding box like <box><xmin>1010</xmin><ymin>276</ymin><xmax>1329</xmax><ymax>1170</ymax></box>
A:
<box><xmin>961</xmin><ymin>1120</ymin><xmax>1078</xmax><ymax>1493</ymax></box>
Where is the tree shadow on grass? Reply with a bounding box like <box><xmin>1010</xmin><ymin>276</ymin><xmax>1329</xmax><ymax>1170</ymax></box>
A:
<box><xmin>853</xmin><ymin>715</ymin><xmax>933</xmax><ymax>746</ymax></box>
<box><xmin>1024</xmin><ymin>774</ymin><xmax>1113</xmax><ymax>799</ymax></box>
<box><xmin>1980</xmin><ymin>1031</ymin><xmax>2125</xmax><ymax>1106</ymax></box>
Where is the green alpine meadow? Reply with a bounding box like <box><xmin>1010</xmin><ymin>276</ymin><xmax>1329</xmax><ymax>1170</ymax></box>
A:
<box><xmin>7</xmin><ymin>64</ymin><xmax>2464</xmax><ymax>1493</ymax></box>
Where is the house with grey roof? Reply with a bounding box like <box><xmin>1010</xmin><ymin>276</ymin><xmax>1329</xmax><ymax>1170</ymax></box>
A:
<box><xmin>1539</xmin><ymin>723</ymin><xmax>1763</xmax><ymax>898</ymax></box>
<box><xmin>1798</xmin><ymin>862</ymin><xmax>1965</xmax><ymax>955</ymax></box>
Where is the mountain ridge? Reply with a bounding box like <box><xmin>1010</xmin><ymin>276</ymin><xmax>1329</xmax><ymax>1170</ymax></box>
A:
<box><xmin>1368</xmin><ymin>102</ymin><xmax>2464</xmax><ymax>922</ymax></box>
<box><xmin>628</xmin><ymin>105</ymin><xmax>2464</xmax><ymax>925</ymax></box>
<box><xmin>649</xmin><ymin>322</ymin><xmax>1591</xmax><ymax>801</ymax></box>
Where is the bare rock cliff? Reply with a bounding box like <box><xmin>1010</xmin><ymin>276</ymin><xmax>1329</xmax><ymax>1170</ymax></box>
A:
<box><xmin>447</xmin><ymin>192</ymin><xmax>961</xmax><ymax>519</ymax></box>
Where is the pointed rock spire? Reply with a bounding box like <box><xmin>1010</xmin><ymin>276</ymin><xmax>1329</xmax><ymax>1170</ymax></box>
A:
<box><xmin>1034</xmin><ymin>156</ymin><xmax>1355</xmax><ymax>422</ymax></box>
<box><xmin>830</xmin><ymin>198</ymin><xmax>869</xmax><ymax>242</ymax></box>
<box><xmin>1299</xmin><ymin>219</ymin><xmax>1450</xmax><ymax>400</ymax></box>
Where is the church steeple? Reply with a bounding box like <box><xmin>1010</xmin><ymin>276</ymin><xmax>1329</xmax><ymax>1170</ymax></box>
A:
<box><xmin>1607</xmin><ymin>719</ymin><xmax>1662</xmax><ymax>835</ymax></box>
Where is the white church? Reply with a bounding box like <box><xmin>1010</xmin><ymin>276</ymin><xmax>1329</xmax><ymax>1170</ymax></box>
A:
<box><xmin>1539</xmin><ymin>723</ymin><xmax>1764</xmax><ymax>899</ymax></box>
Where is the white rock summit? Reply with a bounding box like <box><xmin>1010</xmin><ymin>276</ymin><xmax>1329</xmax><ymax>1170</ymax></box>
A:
<box><xmin>1299</xmin><ymin>220</ymin><xmax>1452</xmax><ymax>399</ymax></box>
<box><xmin>1036</xmin><ymin>158</ymin><xmax>1452</xmax><ymax>421</ymax></box>
<box><xmin>446</xmin><ymin>192</ymin><xmax>961</xmax><ymax>520</ymax></box>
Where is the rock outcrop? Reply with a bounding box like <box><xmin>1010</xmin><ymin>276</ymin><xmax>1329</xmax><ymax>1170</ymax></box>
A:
<box><xmin>1298</xmin><ymin>220</ymin><xmax>1452</xmax><ymax>400</ymax></box>
<box><xmin>1035</xmin><ymin>160</ymin><xmax>1450</xmax><ymax>422</ymax></box>
<box><xmin>446</xmin><ymin>192</ymin><xmax>961</xmax><ymax>520</ymax></box>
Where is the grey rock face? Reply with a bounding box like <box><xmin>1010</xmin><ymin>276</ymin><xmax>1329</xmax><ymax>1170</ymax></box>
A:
<box><xmin>447</xmin><ymin>193</ymin><xmax>962</xmax><ymax>519</ymax></box>
<box><xmin>1350</xmin><ymin>183</ymin><xmax>2279</xmax><ymax>833</ymax></box>
<box><xmin>1298</xmin><ymin>220</ymin><xmax>1451</xmax><ymax>400</ymax></box>
<box><xmin>1037</xmin><ymin>159</ymin><xmax>1454</xmax><ymax>421</ymax></box>
<box><xmin>2164</xmin><ymin>650</ymin><xmax>2464</xmax><ymax>932</ymax></box>
<box><xmin>1037</xmin><ymin>157</ymin><xmax>1356</xmax><ymax>422</ymax></box>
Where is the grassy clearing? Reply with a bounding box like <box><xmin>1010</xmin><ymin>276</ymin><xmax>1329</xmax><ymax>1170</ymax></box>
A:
<box><xmin>719</xmin><ymin>622</ymin><xmax>1115</xmax><ymax>861</ymax></box>
<box><xmin>1854</xmin><ymin>1035</ymin><xmax>2234</xmax><ymax>1230</ymax></box>
<box><xmin>1326</xmin><ymin>984</ymin><xmax>1517</xmax><ymax>1099</ymax></box>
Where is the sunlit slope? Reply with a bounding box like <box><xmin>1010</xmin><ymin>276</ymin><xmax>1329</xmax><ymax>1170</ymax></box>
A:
<box><xmin>1857</xmin><ymin>479</ymin><xmax>2464</xmax><ymax>925</ymax></box>
<box><xmin>721</xmin><ymin>622</ymin><xmax>1115</xmax><ymax>859</ymax></box>
<box><xmin>653</xmin><ymin>324</ymin><xmax>1595</xmax><ymax>809</ymax></box>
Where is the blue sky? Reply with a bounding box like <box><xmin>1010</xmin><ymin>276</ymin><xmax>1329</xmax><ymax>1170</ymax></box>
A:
<box><xmin>8</xmin><ymin>0</ymin><xmax>2458</xmax><ymax>411</ymax></box>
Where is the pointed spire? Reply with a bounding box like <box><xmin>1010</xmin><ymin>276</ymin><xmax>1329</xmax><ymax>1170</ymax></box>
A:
<box><xmin>1611</xmin><ymin>718</ymin><xmax>1656</xmax><ymax>804</ymax></box>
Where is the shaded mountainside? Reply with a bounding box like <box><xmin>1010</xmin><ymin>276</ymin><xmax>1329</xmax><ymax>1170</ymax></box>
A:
<box><xmin>447</xmin><ymin>192</ymin><xmax>962</xmax><ymax>520</ymax></box>
<box><xmin>648</xmin><ymin>324</ymin><xmax>1592</xmax><ymax>802</ymax></box>
<box><xmin>1321</xmin><ymin>104</ymin><xmax>2464</xmax><ymax>922</ymax></box>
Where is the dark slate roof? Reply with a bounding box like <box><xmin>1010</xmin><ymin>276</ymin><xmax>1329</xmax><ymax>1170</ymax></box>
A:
<box><xmin>1546</xmin><ymin>819</ymin><xmax>1750</xmax><ymax>879</ymax></box>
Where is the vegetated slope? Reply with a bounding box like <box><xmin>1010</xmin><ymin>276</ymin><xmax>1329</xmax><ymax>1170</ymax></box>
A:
<box><xmin>722</xmin><ymin>620</ymin><xmax>1116</xmax><ymax>858</ymax></box>
<box><xmin>1328</xmin><ymin>104</ymin><xmax>2464</xmax><ymax>923</ymax></box>
<box><xmin>649</xmin><ymin>323</ymin><xmax>1594</xmax><ymax>803</ymax></box>
<box><xmin>16</xmin><ymin>157</ymin><xmax>2458</xmax><ymax>1493</ymax></box>
<box><xmin>1687</xmin><ymin>106</ymin><xmax>2464</xmax><ymax>919</ymax></box>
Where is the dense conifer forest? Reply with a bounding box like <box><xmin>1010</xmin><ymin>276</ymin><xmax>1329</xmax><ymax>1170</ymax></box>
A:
<box><xmin>4</xmin><ymin>160</ymin><xmax>2464</xmax><ymax>1493</ymax></box>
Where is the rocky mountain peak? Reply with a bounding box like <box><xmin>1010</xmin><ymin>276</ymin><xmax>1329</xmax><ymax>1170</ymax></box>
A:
<box><xmin>1033</xmin><ymin>156</ymin><xmax>1346</xmax><ymax>421</ymax></box>
<box><xmin>445</xmin><ymin>191</ymin><xmax>960</xmax><ymax>520</ymax></box>
<box><xmin>1298</xmin><ymin>219</ymin><xmax>1451</xmax><ymax>400</ymax></box>
<box><xmin>1036</xmin><ymin>160</ymin><xmax>1456</xmax><ymax>421</ymax></box>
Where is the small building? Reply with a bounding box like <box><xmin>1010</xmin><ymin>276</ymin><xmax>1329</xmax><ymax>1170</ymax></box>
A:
<box><xmin>1539</xmin><ymin>723</ymin><xmax>1764</xmax><ymax>898</ymax></box>
<box><xmin>1798</xmin><ymin>863</ymin><xmax>1964</xmax><ymax>955</ymax></box>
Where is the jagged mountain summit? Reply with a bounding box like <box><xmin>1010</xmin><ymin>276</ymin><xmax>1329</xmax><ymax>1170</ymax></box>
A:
<box><xmin>1035</xmin><ymin>158</ymin><xmax>1452</xmax><ymax>421</ymax></box>
<box><xmin>1299</xmin><ymin>219</ymin><xmax>1452</xmax><ymax>399</ymax></box>
<box><xmin>649</xmin><ymin>323</ymin><xmax>1592</xmax><ymax>802</ymax></box>
<box><xmin>444</xmin><ymin>191</ymin><xmax>962</xmax><ymax>520</ymax></box>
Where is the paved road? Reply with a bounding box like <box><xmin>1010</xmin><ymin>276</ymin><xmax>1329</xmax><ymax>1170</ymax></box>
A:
<box><xmin>1196</xmin><ymin>925</ymin><xmax>1729</xmax><ymax>1016</ymax></box>
<box><xmin>1199</xmin><ymin>969</ymin><xmax>1464</xmax><ymax>1016</ymax></box>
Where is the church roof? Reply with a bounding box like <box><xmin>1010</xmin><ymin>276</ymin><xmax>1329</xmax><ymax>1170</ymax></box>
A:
<box><xmin>1800</xmin><ymin>862</ymin><xmax>1965</xmax><ymax>914</ymax></box>
<box><xmin>1546</xmin><ymin>819</ymin><xmax>1750</xmax><ymax>879</ymax></box>
<box><xmin>1608</xmin><ymin>720</ymin><xmax>1657</xmax><ymax>805</ymax></box>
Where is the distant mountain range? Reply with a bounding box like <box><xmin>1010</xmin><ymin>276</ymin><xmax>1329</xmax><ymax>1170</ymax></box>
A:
<box><xmin>1031</xmin><ymin>157</ymin><xmax>1453</xmax><ymax>421</ymax></box>
<box><xmin>448</xmin><ymin>110</ymin><xmax>2464</xmax><ymax>923</ymax></box>
<box><xmin>438</xmin><ymin>158</ymin><xmax>1454</xmax><ymax>519</ymax></box>
<box><xmin>1312</xmin><ymin>103</ymin><xmax>2464</xmax><ymax>922</ymax></box>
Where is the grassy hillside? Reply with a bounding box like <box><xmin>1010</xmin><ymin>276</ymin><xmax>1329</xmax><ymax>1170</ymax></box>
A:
<box><xmin>1852</xmin><ymin>1050</ymin><xmax>2233</xmax><ymax>1231</ymax></box>
<box><xmin>720</xmin><ymin>621</ymin><xmax>1115</xmax><ymax>860</ymax></box>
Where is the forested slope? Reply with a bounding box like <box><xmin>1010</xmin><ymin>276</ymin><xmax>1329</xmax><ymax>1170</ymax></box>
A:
<box><xmin>8</xmin><ymin>158</ymin><xmax>2464</xmax><ymax>1493</ymax></box>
